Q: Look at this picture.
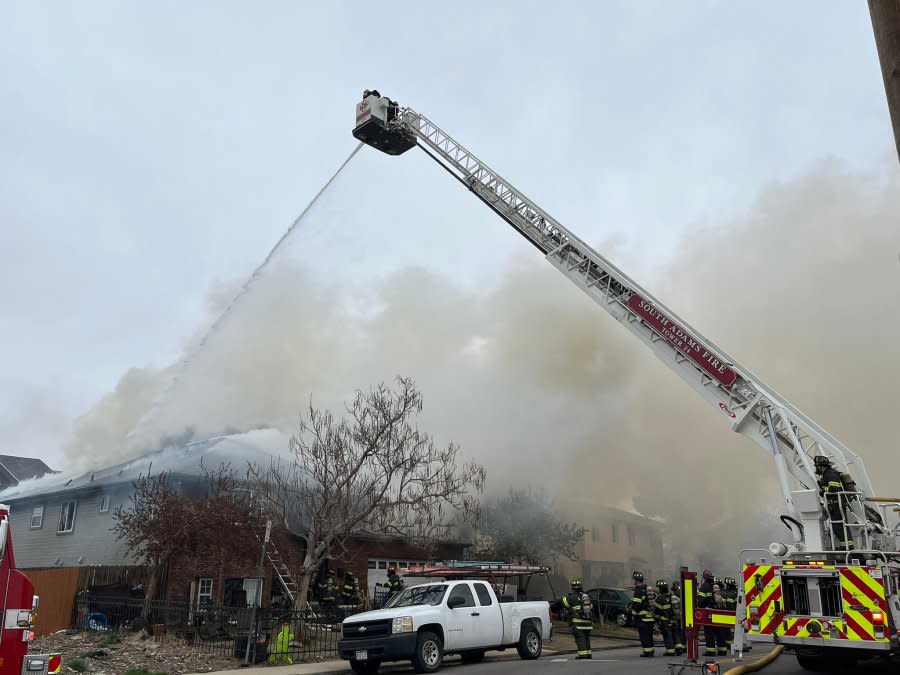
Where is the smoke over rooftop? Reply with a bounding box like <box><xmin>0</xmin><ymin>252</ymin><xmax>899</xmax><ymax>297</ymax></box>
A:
<box><xmin>59</xmin><ymin>155</ymin><xmax>899</xmax><ymax>570</ymax></box>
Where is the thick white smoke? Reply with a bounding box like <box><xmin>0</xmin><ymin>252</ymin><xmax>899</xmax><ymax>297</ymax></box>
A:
<box><xmin>60</xmin><ymin>157</ymin><xmax>899</xmax><ymax>570</ymax></box>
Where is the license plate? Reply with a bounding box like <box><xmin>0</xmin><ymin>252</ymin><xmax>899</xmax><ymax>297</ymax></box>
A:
<box><xmin>355</xmin><ymin>650</ymin><xmax>367</xmax><ymax>661</ymax></box>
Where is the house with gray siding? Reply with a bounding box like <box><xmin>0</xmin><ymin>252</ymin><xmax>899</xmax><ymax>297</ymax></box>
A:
<box><xmin>0</xmin><ymin>431</ymin><xmax>286</xmax><ymax>569</ymax></box>
<box><xmin>1</xmin><ymin>429</ymin><xmax>471</xmax><ymax>635</ymax></box>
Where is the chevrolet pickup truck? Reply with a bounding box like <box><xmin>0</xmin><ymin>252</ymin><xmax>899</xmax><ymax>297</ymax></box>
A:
<box><xmin>338</xmin><ymin>579</ymin><xmax>552</xmax><ymax>673</ymax></box>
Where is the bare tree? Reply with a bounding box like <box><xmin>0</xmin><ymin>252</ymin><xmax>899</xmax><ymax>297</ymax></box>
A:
<box><xmin>473</xmin><ymin>487</ymin><xmax>586</xmax><ymax>566</ymax></box>
<box><xmin>251</xmin><ymin>376</ymin><xmax>486</xmax><ymax>609</ymax></box>
<box><xmin>113</xmin><ymin>464</ymin><xmax>265</xmax><ymax>613</ymax></box>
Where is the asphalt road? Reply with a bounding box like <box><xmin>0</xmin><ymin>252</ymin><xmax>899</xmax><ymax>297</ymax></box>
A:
<box><xmin>360</xmin><ymin>646</ymin><xmax>900</xmax><ymax>674</ymax></box>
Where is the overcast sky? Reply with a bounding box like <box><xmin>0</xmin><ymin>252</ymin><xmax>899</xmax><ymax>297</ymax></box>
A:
<box><xmin>1</xmin><ymin>1</ymin><xmax>893</xmax><ymax>469</ymax></box>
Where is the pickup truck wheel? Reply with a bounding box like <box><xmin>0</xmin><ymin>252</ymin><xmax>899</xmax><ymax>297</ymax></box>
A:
<box><xmin>460</xmin><ymin>650</ymin><xmax>485</xmax><ymax>664</ymax></box>
<box><xmin>413</xmin><ymin>630</ymin><xmax>443</xmax><ymax>673</ymax></box>
<box><xmin>516</xmin><ymin>621</ymin><xmax>542</xmax><ymax>660</ymax></box>
<box><xmin>349</xmin><ymin>659</ymin><xmax>381</xmax><ymax>674</ymax></box>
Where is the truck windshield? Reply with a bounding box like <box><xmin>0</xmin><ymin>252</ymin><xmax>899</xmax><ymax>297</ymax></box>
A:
<box><xmin>384</xmin><ymin>584</ymin><xmax>448</xmax><ymax>608</ymax></box>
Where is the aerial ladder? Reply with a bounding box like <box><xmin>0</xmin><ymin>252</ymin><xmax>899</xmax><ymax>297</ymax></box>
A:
<box><xmin>352</xmin><ymin>90</ymin><xmax>900</xmax><ymax>668</ymax></box>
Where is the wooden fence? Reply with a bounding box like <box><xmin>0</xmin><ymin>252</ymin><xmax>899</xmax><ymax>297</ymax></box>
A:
<box><xmin>24</xmin><ymin>566</ymin><xmax>147</xmax><ymax>635</ymax></box>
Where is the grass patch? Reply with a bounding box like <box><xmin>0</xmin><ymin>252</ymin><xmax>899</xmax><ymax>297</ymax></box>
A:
<box><xmin>68</xmin><ymin>658</ymin><xmax>88</xmax><ymax>672</ymax></box>
<box><xmin>100</xmin><ymin>631</ymin><xmax>123</xmax><ymax>647</ymax></box>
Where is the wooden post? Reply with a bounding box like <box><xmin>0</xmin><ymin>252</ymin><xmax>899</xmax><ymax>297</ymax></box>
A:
<box><xmin>869</xmin><ymin>0</ymin><xmax>900</xmax><ymax>162</ymax></box>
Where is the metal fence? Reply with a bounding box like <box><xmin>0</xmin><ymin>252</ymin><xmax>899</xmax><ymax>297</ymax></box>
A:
<box><xmin>76</xmin><ymin>595</ymin><xmax>356</xmax><ymax>663</ymax></box>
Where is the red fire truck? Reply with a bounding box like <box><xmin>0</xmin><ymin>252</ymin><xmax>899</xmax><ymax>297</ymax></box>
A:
<box><xmin>0</xmin><ymin>504</ymin><xmax>61</xmax><ymax>674</ymax></box>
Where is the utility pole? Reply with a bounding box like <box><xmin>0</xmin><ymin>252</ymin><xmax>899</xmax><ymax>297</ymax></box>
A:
<box><xmin>869</xmin><ymin>0</ymin><xmax>900</xmax><ymax>162</ymax></box>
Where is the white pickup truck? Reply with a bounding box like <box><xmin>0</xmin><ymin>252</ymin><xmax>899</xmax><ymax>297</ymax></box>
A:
<box><xmin>337</xmin><ymin>579</ymin><xmax>552</xmax><ymax>673</ymax></box>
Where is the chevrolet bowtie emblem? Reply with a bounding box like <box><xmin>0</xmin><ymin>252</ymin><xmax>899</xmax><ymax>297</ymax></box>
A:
<box><xmin>359</xmin><ymin>626</ymin><xmax>367</xmax><ymax>632</ymax></box>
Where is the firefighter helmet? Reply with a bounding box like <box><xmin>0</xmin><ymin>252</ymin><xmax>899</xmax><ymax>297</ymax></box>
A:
<box><xmin>814</xmin><ymin>455</ymin><xmax>832</xmax><ymax>470</ymax></box>
<box><xmin>571</xmin><ymin>579</ymin><xmax>583</xmax><ymax>592</ymax></box>
<box><xmin>656</xmin><ymin>579</ymin><xmax>668</xmax><ymax>592</ymax></box>
<box><xmin>724</xmin><ymin>576</ymin><xmax>736</xmax><ymax>587</ymax></box>
<box><xmin>632</xmin><ymin>570</ymin><xmax>645</xmax><ymax>582</ymax></box>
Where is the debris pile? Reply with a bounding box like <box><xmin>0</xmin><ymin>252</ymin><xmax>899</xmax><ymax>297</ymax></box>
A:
<box><xmin>30</xmin><ymin>630</ymin><xmax>240</xmax><ymax>674</ymax></box>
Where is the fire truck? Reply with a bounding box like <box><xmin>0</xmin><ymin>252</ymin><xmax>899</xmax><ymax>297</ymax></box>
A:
<box><xmin>352</xmin><ymin>90</ymin><xmax>900</xmax><ymax>670</ymax></box>
<box><xmin>0</xmin><ymin>505</ymin><xmax>61</xmax><ymax>674</ymax></box>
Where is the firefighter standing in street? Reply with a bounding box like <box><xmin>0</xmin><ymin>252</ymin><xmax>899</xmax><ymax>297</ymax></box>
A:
<box><xmin>671</xmin><ymin>580</ymin><xmax>685</xmax><ymax>656</ymax></box>
<box><xmin>722</xmin><ymin>577</ymin><xmax>738</xmax><ymax>653</ymax></box>
<box><xmin>630</xmin><ymin>570</ymin><xmax>647</xmax><ymax>623</ymax></box>
<box><xmin>561</xmin><ymin>579</ymin><xmax>594</xmax><ymax>659</ymax></box>
<box><xmin>653</xmin><ymin>580</ymin><xmax>677</xmax><ymax>657</ymax></box>
<box><xmin>814</xmin><ymin>455</ymin><xmax>856</xmax><ymax>551</ymax></box>
<box><xmin>630</xmin><ymin>571</ymin><xmax>656</xmax><ymax>657</ymax></box>
<box><xmin>387</xmin><ymin>566</ymin><xmax>405</xmax><ymax>600</ymax></box>
<box><xmin>697</xmin><ymin>570</ymin><xmax>719</xmax><ymax>657</ymax></box>
<box><xmin>712</xmin><ymin>581</ymin><xmax>730</xmax><ymax>657</ymax></box>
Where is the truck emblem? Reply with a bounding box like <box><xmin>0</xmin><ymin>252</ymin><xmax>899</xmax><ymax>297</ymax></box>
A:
<box><xmin>358</xmin><ymin>626</ymin><xmax>367</xmax><ymax>632</ymax></box>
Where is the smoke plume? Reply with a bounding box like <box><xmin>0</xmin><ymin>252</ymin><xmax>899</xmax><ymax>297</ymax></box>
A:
<box><xmin>61</xmin><ymin>157</ymin><xmax>899</xmax><ymax>571</ymax></box>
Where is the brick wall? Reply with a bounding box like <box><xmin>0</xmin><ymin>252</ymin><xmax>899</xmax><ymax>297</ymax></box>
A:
<box><xmin>165</xmin><ymin>529</ymin><xmax>306</xmax><ymax>606</ymax></box>
<box><xmin>165</xmin><ymin>534</ymin><xmax>465</xmax><ymax>606</ymax></box>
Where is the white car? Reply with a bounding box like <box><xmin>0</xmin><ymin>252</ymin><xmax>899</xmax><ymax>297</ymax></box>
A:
<box><xmin>338</xmin><ymin>579</ymin><xmax>552</xmax><ymax>673</ymax></box>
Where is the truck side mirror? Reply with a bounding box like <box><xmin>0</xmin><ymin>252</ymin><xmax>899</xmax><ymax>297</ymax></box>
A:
<box><xmin>447</xmin><ymin>596</ymin><xmax>464</xmax><ymax>609</ymax></box>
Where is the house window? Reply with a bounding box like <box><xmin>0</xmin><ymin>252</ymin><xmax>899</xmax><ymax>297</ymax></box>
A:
<box><xmin>57</xmin><ymin>501</ymin><xmax>77</xmax><ymax>534</ymax></box>
<box><xmin>99</xmin><ymin>495</ymin><xmax>110</xmax><ymax>513</ymax></box>
<box><xmin>611</xmin><ymin>524</ymin><xmax>618</xmax><ymax>543</ymax></box>
<box><xmin>198</xmin><ymin>578</ymin><xmax>214</xmax><ymax>606</ymax></box>
<box><xmin>591</xmin><ymin>527</ymin><xmax>599</xmax><ymax>542</ymax></box>
<box><xmin>30</xmin><ymin>505</ymin><xmax>44</xmax><ymax>529</ymax></box>
<box><xmin>627</xmin><ymin>526</ymin><xmax>635</xmax><ymax>546</ymax></box>
<box><xmin>243</xmin><ymin>578</ymin><xmax>262</xmax><ymax>606</ymax></box>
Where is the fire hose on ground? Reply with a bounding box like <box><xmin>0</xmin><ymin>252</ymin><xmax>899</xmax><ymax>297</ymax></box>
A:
<box><xmin>723</xmin><ymin>645</ymin><xmax>784</xmax><ymax>674</ymax></box>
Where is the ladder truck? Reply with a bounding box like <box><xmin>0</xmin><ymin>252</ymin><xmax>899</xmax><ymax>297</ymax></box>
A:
<box><xmin>352</xmin><ymin>90</ymin><xmax>900</xmax><ymax>670</ymax></box>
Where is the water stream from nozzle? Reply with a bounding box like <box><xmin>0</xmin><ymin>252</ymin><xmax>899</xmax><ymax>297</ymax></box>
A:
<box><xmin>126</xmin><ymin>142</ymin><xmax>365</xmax><ymax>451</ymax></box>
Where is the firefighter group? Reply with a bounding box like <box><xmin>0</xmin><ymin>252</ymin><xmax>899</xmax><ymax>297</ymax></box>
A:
<box><xmin>559</xmin><ymin>570</ymin><xmax>738</xmax><ymax>659</ymax></box>
<box><xmin>312</xmin><ymin>565</ymin><xmax>406</xmax><ymax>610</ymax></box>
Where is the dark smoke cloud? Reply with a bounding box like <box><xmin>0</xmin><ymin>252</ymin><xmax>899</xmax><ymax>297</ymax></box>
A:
<box><xmin>61</xmin><ymin>158</ymin><xmax>899</xmax><ymax>571</ymax></box>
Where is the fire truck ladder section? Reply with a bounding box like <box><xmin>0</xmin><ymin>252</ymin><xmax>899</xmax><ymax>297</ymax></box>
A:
<box><xmin>352</xmin><ymin>91</ymin><xmax>898</xmax><ymax>557</ymax></box>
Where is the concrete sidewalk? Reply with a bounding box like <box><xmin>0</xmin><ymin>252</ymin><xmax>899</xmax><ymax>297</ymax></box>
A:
<box><xmin>199</xmin><ymin>638</ymin><xmax>633</xmax><ymax>675</ymax></box>
<box><xmin>202</xmin><ymin>661</ymin><xmax>347</xmax><ymax>675</ymax></box>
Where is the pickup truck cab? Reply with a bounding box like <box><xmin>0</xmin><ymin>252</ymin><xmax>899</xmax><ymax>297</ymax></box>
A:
<box><xmin>338</xmin><ymin>579</ymin><xmax>551</xmax><ymax>673</ymax></box>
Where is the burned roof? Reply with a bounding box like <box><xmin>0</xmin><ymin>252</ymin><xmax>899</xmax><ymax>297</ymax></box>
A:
<box><xmin>0</xmin><ymin>430</ymin><xmax>288</xmax><ymax>502</ymax></box>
